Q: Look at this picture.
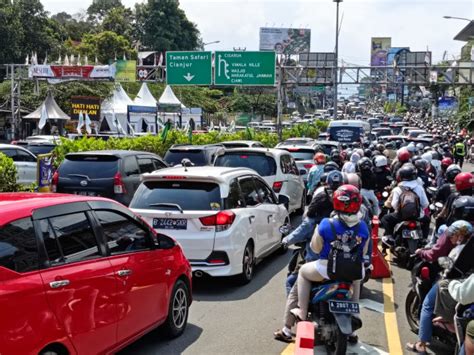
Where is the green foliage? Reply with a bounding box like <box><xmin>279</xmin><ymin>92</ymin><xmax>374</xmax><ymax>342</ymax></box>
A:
<box><xmin>384</xmin><ymin>101</ymin><xmax>407</xmax><ymax>115</ymax></box>
<box><xmin>135</xmin><ymin>0</ymin><xmax>200</xmax><ymax>52</ymax></box>
<box><xmin>87</xmin><ymin>0</ymin><xmax>125</xmax><ymax>23</ymax></box>
<box><xmin>0</xmin><ymin>153</ymin><xmax>18</xmax><ymax>192</ymax></box>
<box><xmin>101</xmin><ymin>7</ymin><xmax>134</xmax><ymax>42</ymax></box>
<box><xmin>78</xmin><ymin>31</ymin><xmax>136</xmax><ymax>64</ymax></box>
<box><xmin>0</xmin><ymin>3</ymin><xmax>23</xmax><ymax>64</ymax></box>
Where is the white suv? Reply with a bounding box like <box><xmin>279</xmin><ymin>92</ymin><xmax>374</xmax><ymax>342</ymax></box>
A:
<box><xmin>213</xmin><ymin>148</ymin><xmax>305</xmax><ymax>214</ymax></box>
<box><xmin>129</xmin><ymin>166</ymin><xmax>290</xmax><ymax>284</ymax></box>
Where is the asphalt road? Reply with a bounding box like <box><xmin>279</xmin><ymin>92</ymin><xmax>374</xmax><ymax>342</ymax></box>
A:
<box><xmin>121</xmin><ymin>163</ymin><xmax>474</xmax><ymax>354</ymax></box>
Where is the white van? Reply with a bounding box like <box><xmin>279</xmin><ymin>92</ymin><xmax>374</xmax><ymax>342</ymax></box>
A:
<box><xmin>328</xmin><ymin>120</ymin><xmax>371</xmax><ymax>143</ymax></box>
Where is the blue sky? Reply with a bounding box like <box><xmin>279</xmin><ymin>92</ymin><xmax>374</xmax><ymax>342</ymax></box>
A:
<box><xmin>42</xmin><ymin>0</ymin><xmax>473</xmax><ymax>64</ymax></box>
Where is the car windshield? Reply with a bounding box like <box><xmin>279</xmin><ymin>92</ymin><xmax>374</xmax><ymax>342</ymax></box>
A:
<box><xmin>59</xmin><ymin>155</ymin><xmax>118</xmax><ymax>179</ymax></box>
<box><xmin>214</xmin><ymin>152</ymin><xmax>277</xmax><ymax>176</ymax></box>
<box><xmin>131</xmin><ymin>181</ymin><xmax>222</xmax><ymax>211</ymax></box>
<box><xmin>26</xmin><ymin>145</ymin><xmax>55</xmax><ymax>155</ymax></box>
<box><xmin>164</xmin><ymin>149</ymin><xmax>208</xmax><ymax>166</ymax></box>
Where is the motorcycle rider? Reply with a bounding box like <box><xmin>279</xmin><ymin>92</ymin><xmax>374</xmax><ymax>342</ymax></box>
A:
<box><xmin>438</xmin><ymin>172</ymin><xmax>474</xmax><ymax>227</ymax></box>
<box><xmin>436</xmin><ymin>157</ymin><xmax>453</xmax><ymax>188</ymax></box>
<box><xmin>290</xmin><ymin>185</ymin><xmax>370</xmax><ymax>322</ymax></box>
<box><xmin>406</xmin><ymin>221</ymin><xmax>473</xmax><ymax>354</ymax></box>
<box><xmin>435</xmin><ymin>164</ymin><xmax>461</xmax><ymax>204</ymax></box>
<box><xmin>382</xmin><ymin>164</ymin><xmax>430</xmax><ymax>246</ymax></box>
<box><xmin>306</xmin><ymin>153</ymin><xmax>326</xmax><ymax>196</ymax></box>
<box><xmin>357</xmin><ymin>157</ymin><xmax>380</xmax><ymax>216</ymax></box>
<box><xmin>383</xmin><ymin>142</ymin><xmax>397</xmax><ymax>163</ymax></box>
<box><xmin>373</xmin><ymin>155</ymin><xmax>392</xmax><ymax>193</ymax></box>
<box><xmin>342</xmin><ymin>152</ymin><xmax>360</xmax><ymax>174</ymax></box>
<box><xmin>391</xmin><ymin>147</ymin><xmax>411</xmax><ymax>177</ymax></box>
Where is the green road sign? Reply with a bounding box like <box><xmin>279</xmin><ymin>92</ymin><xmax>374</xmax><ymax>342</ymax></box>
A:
<box><xmin>166</xmin><ymin>51</ymin><xmax>212</xmax><ymax>85</ymax></box>
<box><xmin>214</xmin><ymin>51</ymin><xmax>276</xmax><ymax>86</ymax></box>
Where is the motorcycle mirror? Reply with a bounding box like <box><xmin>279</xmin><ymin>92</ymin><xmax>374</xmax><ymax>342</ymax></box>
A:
<box><xmin>435</xmin><ymin>202</ymin><xmax>444</xmax><ymax>209</ymax></box>
<box><xmin>382</xmin><ymin>191</ymin><xmax>389</xmax><ymax>198</ymax></box>
<box><xmin>429</xmin><ymin>204</ymin><xmax>435</xmax><ymax>211</ymax></box>
<box><xmin>427</xmin><ymin>186</ymin><xmax>438</xmax><ymax>194</ymax></box>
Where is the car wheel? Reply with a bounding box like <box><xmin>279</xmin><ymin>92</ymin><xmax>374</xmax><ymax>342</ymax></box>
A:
<box><xmin>162</xmin><ymin>279</ymin><xmax>190</xmax><ymax>338</ymax></box>
<box><xmin>237</xmin><ymin>242</ymin><xmax>255</xmax><ymax>285</ymax></box>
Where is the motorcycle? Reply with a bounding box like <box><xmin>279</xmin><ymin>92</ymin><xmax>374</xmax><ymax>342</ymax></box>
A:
<box><xmin>307</xmin><ymin>281</ymin><xmax>362</xmax><ymax>355</ymax></box>
<box><xmin>390</xmin><ymin>220</ymin><xmax>425</xmax><ymax>269</ymax></box>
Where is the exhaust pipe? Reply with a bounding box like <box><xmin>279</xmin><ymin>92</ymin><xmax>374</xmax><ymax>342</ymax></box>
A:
<box><xmin>194</xmin><ymin>271</ymin><xmax>204</xmax><ymax>278</ymax></box>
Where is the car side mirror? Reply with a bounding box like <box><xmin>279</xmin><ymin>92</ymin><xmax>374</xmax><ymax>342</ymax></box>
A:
<box><xmin>155</xmin><ymin>234</ymin><xmax>176</xmax><ymax>249</ymax></box>
<box><xmin>278</xmin><ymin>194</ymin><xmax>290</xmax><ymax>210</ymax></box>
<box><xmin>299</xmin><ymin>169</ymin><xmax>306</xmax><ymax>175</ymax></box>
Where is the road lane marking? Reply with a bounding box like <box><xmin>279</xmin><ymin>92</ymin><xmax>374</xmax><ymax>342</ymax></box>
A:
<box><xmin>382</xmin><ymin>251</ymin><xmax>403</xmax><ymax>354</ymax></box>
<box><xmin>281</xmin><ymin>342</ymin><xmax>295</xmax><ymax>355</ymax></box>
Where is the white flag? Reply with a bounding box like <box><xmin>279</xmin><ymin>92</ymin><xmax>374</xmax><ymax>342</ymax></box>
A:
<box><xmin>64</xmin><ymin>55</ymin><xmax>70</xmax><ymax>66</ymax></box>
<box><xmin>77</xmin><ymin>111</ymin><xmax>84</xmax><ymax>134</ymax></box>
<box><xmin>77</xmin><ymin>54</ymin><xmax>81</xmax><ymax>66</ymax></box>
<box><xmin>25</xmin><ymin>54</ymin><xmax>29</xmax><ymax>65</ymax></box>
<box><xmin>43</xmin><ymin>53</ymin><xmax>48</xmax><ymax>65</ymax></box>
<box><xmin>57</xmin><ymin>54</ymin><xmax>61</xmax><ymax>64</ymax></box>
<box><xmin>85</xmin><ymin>113</ymin><xmax>92</xmax><ymax>134</ymax></box>
<box><xmin>38</xmin><ymin>104</ymin><xmax>48</xmax><ymax>130</ymax></box>
<box><xmin>84</xmin><ymin>55</ymin><xmax>89</xmax><ymax>65</ymax></box>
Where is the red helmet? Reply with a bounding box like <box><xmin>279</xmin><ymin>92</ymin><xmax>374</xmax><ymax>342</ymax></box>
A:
<box><xmin>333</xmin><ymin>184</ymin><xmax>362</xmax><ymax>214</ymax></box>
<box><xmin>455</xmin><ymin>172</ymin><xmax>474</xmax><ymax>192</ymax></box>
<box><xmin>441</xmin><ymin>157</ymin><xmax>453</xmax><ymax>170</ymax></box>
<box><xmin>314</xmin><ymin>152</ymin><xmax>326</xmax><ymax>164</ymax></box>
<box><xmin>397</xmin><ymin>148</ymin><xmax>410</xmax><ymax>163</ymax></box>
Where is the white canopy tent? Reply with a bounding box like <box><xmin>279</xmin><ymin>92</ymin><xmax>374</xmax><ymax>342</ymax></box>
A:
<box><xmin>101</xmin><ymin>84</ymin><xmax>133</xmax><ymax>134</ymax></box>
<box><xmin>130</xmin><ymin>83</ymin><xmax>158</xmax><ymax>134</ymax></box>
<box><xmin>158</xmin><ymin>85</ymin><xmax>186</xmax><ymax>109</ymax></box>
<box><xmin>24</xmin><ymin>92</ymin><xmax>70</xmax><ymax>135</ymax></box>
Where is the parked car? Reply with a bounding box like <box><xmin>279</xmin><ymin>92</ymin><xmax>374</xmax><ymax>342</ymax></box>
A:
<box><xmin>129</xmin><ymin>167</ymin><xmax>290</xmax><ymax>283</ymax></box>
<box><xmin>53</xmin><ymin>150</ymin><xmax>167</xmax><ymax>206</ymax></box>
<box><xmin>0</xmin><ymin>143</ymin><xmax>37</xmax><ymax>185</ymax></box>
<box><xmin>221</xmin><ymin>140</ymin><xmax>265</xmax><ymax>149</ymax></box>
<box><xmin>213</xmin><ymin>148</ymin><xmax>305</xmax><ymax>214</ymax></box>
<box><xmin>164</xmin><ymin>144</ymin><xmax>225</xmax><ymax>166</ymax></box>
<box><xmin>25</xmin><ymin>141</ymin><xmax>56</xmax><ymax>156</ymax></box>
<box><xmin>0</xmin><ymin>193</ymin><xmax>192</xmax><ymax>354</ymax></box>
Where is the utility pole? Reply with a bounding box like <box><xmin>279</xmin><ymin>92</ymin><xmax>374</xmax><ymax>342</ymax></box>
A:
<box><xmin>333</xmin><ymin>0</ymin><xmax>342</xmax><ymax>120</ymax></box>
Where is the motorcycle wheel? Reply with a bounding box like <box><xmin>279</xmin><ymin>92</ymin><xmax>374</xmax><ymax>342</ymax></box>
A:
<box><xmin>325</xmin><ymin>328</ymin><xmax>348</xmax><ymax>355</ymax></box>
<box><xmin>405</xmin><ymin>289</ymin><xmax>420</xmax><ymax>334</ymax></box>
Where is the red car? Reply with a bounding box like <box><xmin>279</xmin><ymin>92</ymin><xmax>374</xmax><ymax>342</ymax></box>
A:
<box><xmin>0</xmin><ymin>193</ymin><xmax>192</xmax><ymax>355</ymax></box>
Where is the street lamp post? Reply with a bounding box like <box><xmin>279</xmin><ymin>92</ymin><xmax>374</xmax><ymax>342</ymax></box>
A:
<box><xmin>443</xmin><ymin>16</ymin><xmax>472</xmax><ymax>22</ymax></box>
<box><xmin>203</xmin><ymin>40</ymin><xmax>220</xmax><ymax>48</ymax></box>
<box><xmin>333</xmin><ymin>0</ymin><xmax>342</xmax><ymax>120</ymax></box>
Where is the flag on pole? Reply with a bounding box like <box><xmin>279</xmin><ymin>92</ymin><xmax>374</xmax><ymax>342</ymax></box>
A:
<box><xmin>77</xmin><ymin>53</ymin><xmax>81</xmax><ymax>66</ymax></box>
<box><xmin>123</xmin><ymin>53</ymin><xmax>127</xmax><ymax>61</ymax></box>
<box><xmin>38</xmin><ymin>104</ymin><xmax>48</xmax><ymax>130</ymax></box>
<box><xmin>57</xmin><ymin>54</ymin><xmax>61</xmax><ymax>65</ymax></box>
<box><xmin>246</xmin><ymin>126</ymin><xmax>255</xmax><ymax>140</ymax></box>
<box><xmin>84</xmin><ymin>55</ymin><xmax>88</xmax><ymax>65</ymax></box>
<box><xmin>77</xmin><ymin>111</ymin><xmax>84</xmax><ymax>134</ymax></box>
<box><xmin>209</xmin><ymin>121</ymin><xmax>215</xmax><ymax>131</ymax></box>
<box><xmin>158</xmin><ymin>53</ymin><xmax>164</xmax><ymax>67</ymax></box>
<box><xmin>85</xmin><ymin>113</ymin><xmax>92</xmax><ymax>134</ymax></box>
<box><xmin>44</xmin><ymin>53</ymin><xmax>48</xmax><ymax>65</ymax></box>
<box><xmin>95</xmin><ymin>56</ymin><xmax>98</xmax><ymax>65</ymax></box>
<box><xmin>64</xmin><ymin>55</ymin><xmax>70</xmax><ymax>66</ymax></box>
<box><xmin>25</xmin><ymin>54</ymin><xmax>29</xmax><ymax>65</ymax></box>
<box><xmin>160</xmin><ymin>120</ymin><xmax>172</xmax><ymax>142</ymax></box>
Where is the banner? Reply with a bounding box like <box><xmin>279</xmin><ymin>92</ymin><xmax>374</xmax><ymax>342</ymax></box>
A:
<box><xmin>37</xmin><ymin>154</ymin><xmax>53</xmax><ymax>193</ymax></box>
<box><xmin>137</xmin><ymin>66</ymin><xmax>158</xmax><ymax>81</ymax></box>
<box><xmin>259</xmin><ymin>27</ymin><xmax>311</xmax><ymax>54</ymax></box>
<box><xmin>116</xmin><ymin>60</ymin><xmax>137</xmax><ymax>82</ymax></box>
<box><xmin>71</xmin><ymin>96</ymin><xmax>101</xmax><ymax>121</ymax></box>
<box><xmin>29</xmin><ymin>65</ymin><xmax>115</xmax><ymax>79</ymax></box>
<box><xmin>370</xmin><ymin>37</ymin><xmax>391</xmax><ymax>66</ymax></box>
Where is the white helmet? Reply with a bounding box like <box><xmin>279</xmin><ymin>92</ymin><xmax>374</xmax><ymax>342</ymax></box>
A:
<box><xmin>407</xmin><ymin>143</ymin><xmax>417</xmax><ymax>153</ymax></box>
<box><xmin>374</xmin><ymin>155</ymin><xmax>388</xmax><ymax>168</ymax></box>
<box><xmin>421</xmin><ymin>152</ymin><xmax>432</xmax><ymax>163</ymax></box>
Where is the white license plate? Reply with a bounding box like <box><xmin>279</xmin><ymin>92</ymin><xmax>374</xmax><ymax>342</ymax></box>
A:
<box><xmin>403</xmin><ymin>229</ymin><xmax>420</xmax><ymax>239</ymax></box>
<box><xmin>74</xmin><ymin>191</ymin><xmax>98</xmax><ymax>196</ymax></box>
<box><xmin>329</xmin><ymin>300</ymin><xmax>360</xmax><ymax>314</ymax></box>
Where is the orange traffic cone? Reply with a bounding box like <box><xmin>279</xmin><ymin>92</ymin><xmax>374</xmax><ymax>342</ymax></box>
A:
<box><xmin>370</xmin><ymin>216</ymin><xmax>391</xmax><ymax>279</ymax></box>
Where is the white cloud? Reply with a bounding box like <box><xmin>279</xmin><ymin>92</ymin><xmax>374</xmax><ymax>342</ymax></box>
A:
<box><xmin>42</xmin><ymin>0</ymin><xmax>473</xmax><ymax>63</ymax></box>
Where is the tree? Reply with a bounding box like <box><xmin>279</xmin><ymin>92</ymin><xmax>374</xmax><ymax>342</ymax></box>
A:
<box><xmin>0</xmin><ymin>2</ymin><xmax>23</xmax><ymax>64</ymax></box>
<box><xmin>51</xmin><ymin>11</ymin><xmax>92</xmax><ymax>42</ymax></box>
<box><xmin>135</xmin><ymin>0</ymin><xmax>200</xmax><ymax>52</ymax></box>
<box><xmin>78</xmin><ymin>31</ymin><xmax>135</xmax><ymax>64</ymax></box>
<box><xmin>102</xmin><ymin>7</ymin><xmax>134</xmax><ymax>42</ymax></box>
<box><xmin>87</xmin><ymin>0</ymin><xmax>124</xmax><ymax>23</ymax></box>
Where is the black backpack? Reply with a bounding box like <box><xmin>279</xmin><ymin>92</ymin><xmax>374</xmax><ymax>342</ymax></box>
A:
<box><xmin>326</xmin><ymin>219</ymin><xmax>364</xmax><ymax>282</ymax></box>
<box><xmin>398</xmin><ymin>186</ymin><xmax>421</xmax><ymax>220</ymax></box>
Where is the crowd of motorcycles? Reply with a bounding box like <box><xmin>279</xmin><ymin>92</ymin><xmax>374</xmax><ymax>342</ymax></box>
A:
<box><xmin>277</xmin><ymin>112</ymin><xmax>474</xmax><ymax>354</ymax></box>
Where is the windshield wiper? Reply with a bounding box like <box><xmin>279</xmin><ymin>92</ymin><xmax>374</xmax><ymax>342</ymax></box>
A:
<box><xmin>68</xmin><ymin>174</ymin><xmax>91</xmax><ymax>181</ymax></box>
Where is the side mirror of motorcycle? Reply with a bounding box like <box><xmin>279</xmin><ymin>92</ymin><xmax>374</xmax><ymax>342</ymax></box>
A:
<box><xmin>382</xmin><ymin>191</ymin><xmax>389</xmax><ymax>198</ymax></box>
<box><xmin>427</xmin><ymin>186</ymin><xmax>438</xmax><ymax>194</ymax></box>
<box><xmin>429</xmin><ymin>204</ymin><xmax>435</xmax><ymax>211</ymax></box>
<box><xmin>435</xmin><ymin>202</ymin><xmax>443</xmax><ymax>209</ymax></box>
<box><xmin>438</xmin><ymin>256</ymin><xmax>454</xmax><ymax>270</ymax></box>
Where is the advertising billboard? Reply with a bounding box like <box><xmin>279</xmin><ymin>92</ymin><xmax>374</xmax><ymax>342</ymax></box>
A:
<box><xmin>71</xmin><ymin>96</ymin><xmax>101</xmax><ymax>121</ymax></box>
<box><xmin>259</xmin><ymin>27</ymin><xmax>311</xmax><ymax>54</ymax></box>
<box><xmin>371</xmin><ymin>37</ymin><xmax>391</xmax><ymax>66</ymax></box>
<box><xmin>115</xmin><ymin>60</ymin><xmax>137</xmax><ymax>82</ymax></box>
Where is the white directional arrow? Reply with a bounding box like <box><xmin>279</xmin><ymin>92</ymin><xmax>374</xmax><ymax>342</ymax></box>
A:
<box><xmin>183</xmin><ymin>73</ymin><xmax>195</xmax><ymax>82</ymax></box>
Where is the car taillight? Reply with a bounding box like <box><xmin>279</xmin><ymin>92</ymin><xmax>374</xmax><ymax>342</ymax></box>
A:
<box><xmin>304</xmin><ymin>164</ymin><xmax>314</xmax><ymax>170</ymax></box>
<box><xmin>408</xmin><ymin>221</ymin><xmax>417</xmax><ymax>229</ymax></box>
<box><xmin>273</xmin><ymin>181</ymin><xmax>284</xmax><ymax>193</ymax></box>
<box><xmin>113</xmin><ymin>172</ymin><xmax>126</xmax><ymax>194</ymax></box>
<box><xmin>51</xmin><ymin>171</ymin><xmax>59</xmax><ymax>192</ymax></box>
<box><xmin>199</xmin><ymin>210</ymin><xmax>236</xmax><ymax>232</ymax></box>
<box><xmin>420</xmin><ymin>266</ymin><xmax>430</xmax><ymax>280</ymax></box>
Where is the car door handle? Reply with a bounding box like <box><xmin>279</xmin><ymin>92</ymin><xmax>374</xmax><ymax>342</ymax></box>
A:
<box><xmin>49</xmin><ymin>280</ymin><xmax>70</xmax><ymax>289</ymax></box>
<box><xmin>117</xmin><ymin>269</ymin><xmax>133</xmax><ymax>277</ymax></box>
<box><xmin>248</xmin><ymin>215</ymin><xmax>256</xmax><ymax>223</ymax></box>
<box><xmin>267</xmin><ymin>215</ymin><xmax>273</xmax><ymax>223</ymax></box>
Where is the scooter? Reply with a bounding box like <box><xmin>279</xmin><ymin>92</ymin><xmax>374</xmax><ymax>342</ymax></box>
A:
<box><xmin>390</xmin><ymin>220</ymin><xmax>425</xmax><ymax>270</ymax></box>
<box><xmin>307</xmin><ymin>281</ymin><xmax>362</xmax><ymax>355</ymax></box>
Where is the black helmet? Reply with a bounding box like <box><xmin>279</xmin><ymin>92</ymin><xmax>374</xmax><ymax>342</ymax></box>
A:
<box><xmin>320</xmin><ymin>172</ymin><xmax>329</xmax><ymax>184</ymax></box>
<box><xmin>452</xmin><ymin>196</ymin><xmax>474</xmax><ymax>224</ymax></box>
<box><xmin>357</xmin><ymin>157</ymin><xmax>373</xmax><ymax>171</ymax></box>
<box><xmin>324</xmin><ymin>161</ymin><xmax>340</xmax><ymax>172</ymax></box>
<box><xmin>414</xmin><ymin>158</ymin><xmax>429</xmax><ymax>172</ymax></box>
<box><xmin>364</xmin><ymin>149</ymin><xmax>373</xmax><ymax>158</ymax></box>
<box><xmin>399</xmin><ymin>163</ymin><xmax>417</xmax><ymax>181</ymax></box>
<box><xmin>330</xmin><ymin>150</ymin><xmax>341</xmax><ymax>163</ymax></box>
<box><xmin>326</xmin><ymin>170</ymin><xmax>344</xmax><ymax>190</ymax></box>
<box><xmin>363</xmin><ymin>141</ymin><xmax>370</xmax><ymax>148</ymax></box>
<box><xmin>446</xmin><ymin>164</ymin><xmax>462</xmax><ymax>184</ymax></box>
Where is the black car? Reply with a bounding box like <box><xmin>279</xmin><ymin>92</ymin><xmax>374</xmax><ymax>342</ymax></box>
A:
<box><xmin>53</xmin><ymin>150</ymin><xmax>167</xmax><ymax>206</ymax></box>
<box><xmin>164</xmin><ymin>144</ymin><xmax>225</xmax><ymax>166</ymax></box>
